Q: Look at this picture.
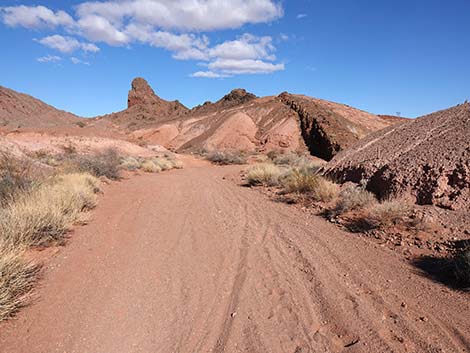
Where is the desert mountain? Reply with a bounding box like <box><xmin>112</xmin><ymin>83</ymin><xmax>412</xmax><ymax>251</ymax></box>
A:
<box><xmin>102</xmin><ymin>78</ymin><xmax>399</xmax><ymax>158</ymax></box>
<box><xmin>0</xmin><ymin>85</ymin><xmax>79</xmax><ymax>129</ymax></box>
<box><xmin>325</xmin><ymin>102</ymin><xmax>470</xmax><ymax>210</ymax></box>
<box><xmin>0</xmin><ymin>78</ymin><xmax>402</xmax><ymax>160</ymax></box>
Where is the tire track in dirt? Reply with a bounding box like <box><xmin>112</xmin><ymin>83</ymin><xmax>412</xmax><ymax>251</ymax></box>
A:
<box><xmin>0</xmin><ymin>161</ymin><xmax>468</xmax><ymax>353</ymax></box>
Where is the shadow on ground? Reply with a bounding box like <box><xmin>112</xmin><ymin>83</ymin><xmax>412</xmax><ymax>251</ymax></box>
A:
<box><xmin>412</xmin><ymin>240</ymin><xmax>469</xmax><ymax>291</ymax></box>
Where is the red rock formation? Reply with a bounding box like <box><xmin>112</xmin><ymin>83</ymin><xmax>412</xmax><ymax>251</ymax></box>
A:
<box><xmin>325</xmin><ymin>103</ymin><xmax>470</xmax><ymax>210</ymax></box>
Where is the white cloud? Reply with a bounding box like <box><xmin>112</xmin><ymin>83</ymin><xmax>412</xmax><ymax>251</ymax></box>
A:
<box><xmin>190</xmin><ymin>71</ymin><xmax>229</xmax><ymax>78</ymax></box>
<box><xmin>71</xmin><ymin>57</ymin><xmax>90</xmax><ymax>65</ymax></box>
<box><xmin>1</xmin><ymin>5</ymin><xmax>74</xmax><ymax>28</ymax></box>
<box><xmin>37</xmin><ymin>55</ymin><xmax>62</xmax><ymax>63</ymax></box>
<box><xmin>209</xmin><ymin>33</ymin><xmax>275</xmax><ymax>61</ymax></box>
<box><xmin>125</xmin><ymin>24</ymin><xmax>209</xmax><ymax>59</ymax></box>
<box><xmin>296</xmin><ymin>14</ymin><xmax>308</xmax><ymax>19</ymax></box>
<box><xmin>75</xmin><ymin>0</ymin><xmax>283</xmax><ymax>31</ymax></box>
<box><xmin>77</xmin><ymin>15</ymin><xmax>129</xmax><ymax>45</ymax></box>
<box><xmin>38</xmin><ymin>35</ymin><xmax>100</xmax><ymax>53</ymax></box>
<box><xmin>1</xmin><ymin>1</ymin><xmax>286</xmax><ymax>76</ymax></box>
<box><xmin>208</xmin><ymin>59</ymin><xmax>284</xmax><ymax>75</ymax></box>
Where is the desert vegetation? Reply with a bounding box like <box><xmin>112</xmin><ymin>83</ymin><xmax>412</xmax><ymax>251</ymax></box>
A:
<box><xmin>120</xmin><ymin>154</ymin><xmax>184</xmax><ymax>173</ymax></box>
<box><xmin>205</xmin><ymin>150</ymin><xmax>247</xmax><ymax>165</ymax></box>
<box><xmin>246</xmin><ymin>163</ymin><xmax>281</xmax><ymax>186</ymax></box>
<box><xmin>0</xmin><ymin>153</ymin><xmax>101</xmax><ymax>320</ymax></box>
<box><xmin>268</xmin><ymin>151</ymin><xmax>324</xmax><ymax>172</ymax></box>
<box><xmin>0</xmin><ymin>147</ymin><xmax>185</xmax><ymax>321</ymax></box>
<box><xmin>245</xmin><ymin>157</ymin><xmax>419</xmax><ymax>235</ymax></box>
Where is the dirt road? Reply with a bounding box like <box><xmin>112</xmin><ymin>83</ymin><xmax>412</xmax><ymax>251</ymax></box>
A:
<box><xmin>0</xmin><ymin>161</ymin><xmax>469</xmax><ymax>353</ymax></box>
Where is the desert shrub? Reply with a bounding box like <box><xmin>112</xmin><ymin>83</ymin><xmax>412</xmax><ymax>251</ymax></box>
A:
<box><xmin>153</xmin><ymin>157</ymin><xmax>175</xmax><ymax>171</ymax></box>
<box><xmin>0</xmin><ymin>173</ymin><xmax>100</xmax><ymax>247</ymax></box>
<box><xmin>141</xmin><ymin>160</ymin><xmax>162</xmax><ymax>173</ymax></box>
<box><xmin>206</xmin><ymin>150</ymin><xmax>247</xmax><ymax>165</ymax></box>
<box><xmin>246</xmin><ymin>163</ymin><xmax>281</xmax><ymax>186</ymax></box>
<box><xmin>73</xmin><ymin>149</ymin><xmax>121</xmax><ymax>180</ymax></box>
<box><xmin>334</xmin><ymin>186</ymin><xmax>376</xmax><ymax>215</ymax></box>
<box><xmin>311</xmin><ymin>178</ymin><xmax>340</xmax><ymax>202</ymax></box>
<box><xmin>169</xmin><ymin>158</ymin><xmax>184</xmax><ymax>169</ymax></box>
<box><xmin>0</xmin><ymin>248</ymin><xmax>40</xmax><ymax>321</ymax></box>
<box><xmin>0</xmin><ymin>153</ymin><xmax>35</xmax><ymax>206</ymax></box>
<box><xmin>270</xmin><ymin>151</ymin><xmax>323</xmax><ymax>172</ymax></box>
<box><xmin>364</xmin><ymin>198</ymin><xmax>411</xmax><ymax>228</ymax></box>
<box><xmin>453</xmin><ymin>248</ymin><xmax>470</xmax><ymax>288</ymax></box>
<box><xmin>281</xmin><ymin>169</ymin><xmax>339</xmax><ymax>201</ymax></box>
<box><xmin>281</xmin><ymin>169</ymin><xmax>319</xmax><ymax>193</ymax></box>
<box><xmin>75</xmin><ymin>121</ymin><xmax>86</xmax><ymax>128</ymax></box>
<box><xmin>120</xmin><ymin>156</ymin><xmax>141</xmax><ymax>171</ymax></box>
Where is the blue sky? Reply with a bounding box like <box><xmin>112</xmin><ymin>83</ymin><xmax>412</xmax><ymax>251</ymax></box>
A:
<box><xmin>0</xmin><ymin>0</ymin><xmax>469</xmax><ymax>118</ymax></box>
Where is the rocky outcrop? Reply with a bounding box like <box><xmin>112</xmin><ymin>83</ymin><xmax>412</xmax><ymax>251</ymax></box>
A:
<box><xmin>190</xmin><ymin>88</ymin><xmax>257</xmax><ymax>116</ymax></box>
<box><xmin>218</xmin><ymin>89</ymin><xmax>257</xmax><ymax>107</ymax></box>
<box><xmin>127</xmin><ymin>77</ymin><xmax>188</xmax><ymax>116</ymax></box>
<box><xmin>324</xmin><ymin>103</ymin><xmax>470</xmax><ymax>210</ymax></box>
<box><xmin>278</xmin><ymin>93</ymin><xmax>395</xmax><ymax>161</ymax></box>
<box><xmin>94</xmin><ymin>78</ymin><xmax>189</xmax><ymax>129</ymax></box>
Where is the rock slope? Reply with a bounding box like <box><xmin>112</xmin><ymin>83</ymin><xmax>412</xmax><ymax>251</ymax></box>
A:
<box><xmin>0</xmin><ymin>86</ymin><xmax>79</xmax><ymax>129</ymax></box>
<box><xmin>325</xmin><ymin>103</ymin><xmax>470</xmax><ymax>210</ymax></box>
<box><xmin>278</xmin><ymin>93</ymin><xmax>398</xmax><ymax>160</ymax></box>
<box><xmin>108</xmin><ymin>79</ymin><xmax>398</xmax><ymax>157</ymax></box>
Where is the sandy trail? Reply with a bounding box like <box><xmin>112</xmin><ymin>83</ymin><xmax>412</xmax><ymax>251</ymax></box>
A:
<box><xmin>0</xmin><ymin>161</ymin><xmax>468</xmax><ymax>353</ymax></box>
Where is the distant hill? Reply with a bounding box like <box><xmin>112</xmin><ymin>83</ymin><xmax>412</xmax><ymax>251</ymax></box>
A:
<box><xmin>0</xmin><ymin>86</ymin><xmax>79</xmax><ymax>129</ymax></box>
<box><xmin>96</xmin><ymin>78</ymin><xmax>398</xmax><ymax>159</ymax></box>
<box><xmin>0</xmin><ymin>78</ymin><xmax>402</xmax><ymax>160</ymax></box>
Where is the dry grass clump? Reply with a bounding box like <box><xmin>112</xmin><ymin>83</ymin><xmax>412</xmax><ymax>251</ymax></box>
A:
<box><xmin>153</xmin><ymin>157</ymin><xmax>175</xmax><ymax>171</ymax></box>
<box><xmin>364</xmin><ymin>198</ymin><xmax>412</xmax><ymax>228</ymax></box>
<box><xmin>280</xmin><ymin>169</ymin><xmax>339</xmax><ymax>202</ymax></box>
<box><xmin>246</xmin><ymin>163</ymin><xmax>281</xmax><ymax>186</ymax></box>
<box><xmin>0</xmin><ymin>172</ymin><xmax>100</xmax><ymax>320</ymax></box>
<box><xmin>281</xmin><ymin>169</ymin><xmax>317</xmax><ymax>193</ymax></box>
<box><xmin>311</xmin><ymin>178</ymin><xmax>340</xmax><ymax>202</ymax></box>
<box><xmin>453</xmin><ymin>248</ymin><xmax>470</xmax><ymax>288</ymax></box>
<box><xmin>169</xmin><ymin>158</ymin><xmax>184</xmax><ymax>169</ymax></box>
<box><xmin>0</xmin><ymin>153</ymin><xmax>35</xmax><ymax>206</ymax></box>
<box><xmin>334</xmin><ymin>186</ymin><xmax>376</xmax><ymax>215</ymax></box>
<box><xmin>120</xmin><ymin>156</ymin><xmax>141</xmax><ymax>171</ymax></box>
<box><xmin>269</xmin><ymin>151</ymin><xmax>323</xmax><ymax>172</ymax></box>
<box><xmin>0</xmin><ymin>173</ymin><xmax>100</xmax><ymax>248</ymax></box>
<box><xmin>71</xmin><ymin>149</ymin><xmax>121</xmax><ymax>180</ymax></box>
<box><xmin>141</xmin><ymin>160</ymin><xmax>162</xmax><ymax>173</ymax></box>
<box><xmin>119</xmin><ymin>154</ymin><xmax>184</xmax><ymax>173</ymax></box>
<box><xmin>0</xmin><ymin>248</ymin><xmax>40</xmax><ymax>321</ymax></box>
<box><xmin>206</xmin><ymin>150</ymin><xmax>247</xmax><ymax>165</ymax></box>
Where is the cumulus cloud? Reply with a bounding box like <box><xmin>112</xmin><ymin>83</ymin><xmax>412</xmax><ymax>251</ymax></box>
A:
<box><xmin>0</xmin><ymin>5</ymin><xmax>74</xmax><ymax>28</ymax></box>
<box><xmin>77</xmin><ymin>15</ymin><xmax>129</xmax><ymax>45</ymax></box>
<box><xmin>75</xmin><ymin>0</ymin><xmax>283</xmax><ymax>31</ymax></box>
<box><xmin>209</xmin><ymin>34</ymin><xmax>275</xmax><ymax>61</ymax></box>
<box><xmin>37</xmin><ymin>55</ymin><xmax>62</xmax><ymax>63</ymax></box>
<box><xmin>1</xmin><ymin>1</ymin><xmax>286</xmax><ymax>77</ymax></box>
<box><xmin>296</xmin><ymin>14</ymin><xmax>308</xmax><ymax>19</ymax></box>
<box><xmin>38</xmin><ymin>35</ymin><xmax>100</xmax><ymax>53</ymax></box>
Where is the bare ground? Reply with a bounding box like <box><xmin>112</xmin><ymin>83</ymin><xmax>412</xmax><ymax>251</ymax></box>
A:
<box><xmin>0</xmin><ymin>159</ymin><xmax>468</xmax><ymax>353</ymax></box>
